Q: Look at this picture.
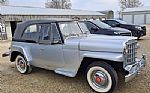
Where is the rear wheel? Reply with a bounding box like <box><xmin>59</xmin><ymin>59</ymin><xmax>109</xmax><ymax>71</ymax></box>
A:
<box><xmin>86</xmin><ymin>62</ymin><xmax>118</xmax><ymax>93</ymax></box>
<box><xmin>15</xmin><ymin>55</ymin><xmax>32</xmax><ymax>74</ymax></box>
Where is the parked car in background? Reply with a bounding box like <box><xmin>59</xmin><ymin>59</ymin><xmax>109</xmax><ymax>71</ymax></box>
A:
<box><xmin>6</xmin><ymin>20</ymin><xmax>146</xmax><ymax>93</ymax></box>
<box><xmin>102</xmin><ymin>19</ymin><xmax>146</xmax><ymax>39</ymax></box>
<box><xmin>79</xmin><ymin>20</ymin><xmax>132</xmax><ymax>36</ymax></box>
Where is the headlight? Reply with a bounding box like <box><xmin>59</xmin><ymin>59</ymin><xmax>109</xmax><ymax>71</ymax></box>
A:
<box><xmin>114</xmin><ymin>32</ymin><xmax>120</xmax><ymax>35</ymax></box>
<box><xmin>124</xmin><ymin>47</ymin><xmax>128</xmax><ymax>53</ymax></box>
<box><xmin>135</xmin><ymin>26</ymin><xmax>142</xmax><ymax>30</ymax></box>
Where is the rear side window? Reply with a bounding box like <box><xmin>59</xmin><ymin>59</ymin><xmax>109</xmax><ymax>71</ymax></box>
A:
<box><xmin>22</xmin><ymin>24</ymin><xmax>39</xmax><ymax>42</ymax></box>
<box><xmin>106</xmin><ymin>21</ymin><xmax>118</xmax><ymax>26</ymax></box>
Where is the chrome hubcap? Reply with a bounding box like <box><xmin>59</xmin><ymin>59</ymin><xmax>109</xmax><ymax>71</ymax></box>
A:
<box><xmin>17</xmin><ymin>58</ymin><xmax>26</xmax><ymax>71</ymax></box>
<box><xmin>91</xmin><ymin>71</ymin><xmax>108</xmax><ymax>88</ymax></box>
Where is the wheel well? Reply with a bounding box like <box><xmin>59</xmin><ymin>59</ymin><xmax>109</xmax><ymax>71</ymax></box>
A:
<box><xmin>10</xmin><ymin>51</ymin><xmax>22</xmax><ymax>62</ymax></box>
<box><xmin>78</xmin><ymin>57</ymin><xmax>124</xmax><ymax>74</ymax></box>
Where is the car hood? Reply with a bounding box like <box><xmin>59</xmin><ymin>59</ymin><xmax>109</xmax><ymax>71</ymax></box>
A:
<box><xmin>79</xmin><ymin>34</ymin><xmax>135</xmax><ymax>53</ymax></box>
<box><xmin>122</xmin><ymin>23</ymin><xmax>145</xmax><ymax>28</ymax></box>
<box><xmin>111</xmin><ymin>27</ymin><xmax>131</xmax><ymax>33</ymax></box>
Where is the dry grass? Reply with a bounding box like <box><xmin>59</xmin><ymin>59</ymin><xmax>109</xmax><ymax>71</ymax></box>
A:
<box><xmin>0</xmin><ymin>26</ymin><xmax>150</xmax><ymax>93</ymax></box>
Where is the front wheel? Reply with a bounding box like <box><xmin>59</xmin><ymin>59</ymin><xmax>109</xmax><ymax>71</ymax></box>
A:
<box><xmin>86</xmin><ymin>62</ymin><xmax>118</xmax><ymax>93</ymax></box>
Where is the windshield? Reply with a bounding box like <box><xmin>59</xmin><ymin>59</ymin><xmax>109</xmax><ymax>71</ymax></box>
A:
<box><xmin>91</xmin><ymin>20</ymin><xmax>111</xmax><ymax>29</ymax></box>
<box><xmin>59</xmin><ymin>22</ymin><xmax>83</xmax><ymax>39</ymax></box>
<box><xmin>116</xmin><ymin>19</ymin><xmax>127</xmax><ymax>24</ymax></box>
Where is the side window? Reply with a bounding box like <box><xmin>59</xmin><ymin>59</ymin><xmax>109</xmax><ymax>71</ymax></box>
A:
<box><xmin>22</xmin><ymin>24</ymin><xmax>38</xmax><ymax>42</ymax></box>
<box><xmin>108</xmin><ymin>21</ymin><xmax>117</xmax><ymax>26</ymax></box>
<box><xmin>38</xmin><ymin>23</ymin><xmax>61</xmax><ymax>44</ymax></box>
<box><xmin>40</xmin><ymin>24</ymin><xmax>51</xmax><ymax>40</ymax></box>
<box><xmin>39</xmin><ymin>24</ymin><xmax>51</xmax><ymax>44</ymax></box>
<box><xmin>84</xmin><ymin>22</ymin><xmax>98</xmax><ymax>31</ymax></box>
<box><xmin>51</xmin><ymin>23</ymin><xmax>61</xmax><ymax>44</ymax></box>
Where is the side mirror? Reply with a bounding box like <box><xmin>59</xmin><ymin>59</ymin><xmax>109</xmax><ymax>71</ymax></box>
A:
<box><xmin>91</xmin><ymin>27</ymin><xmax>99</xmax><ymax>31</ymax></box>
<box><xmin>112</xmin><ymin>23</ymin><xmax>120</xmax><ymax>27</ymax></box>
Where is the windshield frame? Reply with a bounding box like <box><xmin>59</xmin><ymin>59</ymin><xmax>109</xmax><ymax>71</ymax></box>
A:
<box><xmin>58</xmin><ymin>21</ymin><xmax>84</xmax><ymax>40</ymax></box>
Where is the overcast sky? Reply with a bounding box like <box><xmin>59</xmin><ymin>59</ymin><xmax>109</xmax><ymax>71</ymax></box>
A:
<box><xmin>8</xmin><ymin>0</ymin><xmax>150</xmax><ymax>17</ymax></box>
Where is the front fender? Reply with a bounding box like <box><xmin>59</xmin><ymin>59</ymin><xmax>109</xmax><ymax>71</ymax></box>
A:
<box><xmin>11</xmin><ymin>45</ymin><xmax>32</xmax><ymax>63</ymax></box>
<box><xmin>81</xmin><ymin>51</ymin><xmax>124</xmax><ymax>62</ymax></box>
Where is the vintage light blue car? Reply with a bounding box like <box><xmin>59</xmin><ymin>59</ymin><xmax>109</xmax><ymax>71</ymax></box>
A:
<box><xmin>9</xmin><ymin>20</ymin><xmax>146</xmax><ymax>93</ymax></box>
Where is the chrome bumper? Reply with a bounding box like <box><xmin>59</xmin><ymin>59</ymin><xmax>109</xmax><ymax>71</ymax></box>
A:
<box><xmin>125</xmin><ymin>55</ymin><xmax>146</xmax><ymax>82</ymax></box>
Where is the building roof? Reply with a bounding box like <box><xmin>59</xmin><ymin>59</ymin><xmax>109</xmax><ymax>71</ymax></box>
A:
<box><xmin>123</xmin><ymin>6</ymin><xmax>150</xmax><ymax>12</ymax></box>
<box><xmin>0</xmin><ymin>5</ymin><xmax>104</xmax><ymax>16</ymax></box>
<box><xmin>98</xmin><ymin>10</ymin><xmax>114</xmax><ymax>13</ymax></box>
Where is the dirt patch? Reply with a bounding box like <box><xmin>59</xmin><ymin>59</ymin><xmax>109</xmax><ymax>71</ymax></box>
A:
<box><xmin>0</xmin><ymin>26</ymin><xmax>150</xmax><ymax>93</ymax></box>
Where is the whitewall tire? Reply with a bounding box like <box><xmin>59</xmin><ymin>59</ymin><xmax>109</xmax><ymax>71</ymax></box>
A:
<box><xmin>15</xmin><ymin>55</ymin><xmax>32</xmax><ymax>74</ymax></box>
<box><xmin>86</xmin><ymin>62</ymin><xmax>118</xmax><ymax>93</ymax></box>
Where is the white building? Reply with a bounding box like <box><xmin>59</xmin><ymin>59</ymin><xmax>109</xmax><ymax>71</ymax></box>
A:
<box><xmin>122</xmin><ymin>6</ymin><xmax>150</xmax><ymax>25</ymax></box>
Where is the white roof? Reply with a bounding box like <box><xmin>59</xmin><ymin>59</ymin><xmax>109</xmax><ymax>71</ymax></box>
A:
<box><xmin>123</xmin><ymin>6</ymin><xmax>150</xmax><ymax>12</ymax></box>
<box><xmin>0</xmin><ymin>5</ymin><xmax>104</xmax><ymax>16</ymax></box>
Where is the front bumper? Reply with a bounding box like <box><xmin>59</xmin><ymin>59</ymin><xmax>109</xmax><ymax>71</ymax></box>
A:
<box><xmin>125</xmin><ymin>55</ymin><xmax>146</xmax><ymax>82</ymax></box>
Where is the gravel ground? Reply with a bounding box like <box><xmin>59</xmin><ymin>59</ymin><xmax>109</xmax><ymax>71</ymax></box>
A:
<box><xmin>0</xmin><ymin>26</ymin><xmax>150</xmax><ymax>93</ymax></box>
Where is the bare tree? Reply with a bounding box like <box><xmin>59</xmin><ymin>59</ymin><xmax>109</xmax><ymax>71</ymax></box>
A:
<box><xmin>0</xmin><ymin>0</ymin><xmax>8</xmax><ymax>5</ymax></box>
<box><xmin>119</xmin><ymin>0</ymin><xmax>143</xmax><ymax>10</ymax></box>
<box><xmin>45</xmin><ymin>0</ymin><xmax>71</xmax><ymax>9</ymax></box>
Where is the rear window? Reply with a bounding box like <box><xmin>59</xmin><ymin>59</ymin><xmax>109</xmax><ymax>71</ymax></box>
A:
<box><xmin>21</xmin><ymin>24</ymin><xmax>39</xmax><ymax>42</ymax></box>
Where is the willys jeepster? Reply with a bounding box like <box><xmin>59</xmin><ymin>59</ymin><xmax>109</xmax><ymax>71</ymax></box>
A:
<box><xmin>9</xmin><ymin>20</ymin><xmax>146</xmax><ymax>93</ymax></box>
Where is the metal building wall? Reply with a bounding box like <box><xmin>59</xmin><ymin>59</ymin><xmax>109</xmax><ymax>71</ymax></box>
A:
<box><xmin>122</xmin><ymin>15</ymin><xmax>133</xmax><ymax>24</ymax></box>
<box><xmin>146</xmin><ymin>14</ymin><xmax>150</xmax><ymax>24</ymax></box>
<box><xmin>122</xmin><ymin>11</ymin><xmax>150</xmax><ymax>25</ymax></box>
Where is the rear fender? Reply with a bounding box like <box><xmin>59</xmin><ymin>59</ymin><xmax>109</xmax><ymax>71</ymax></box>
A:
<box><xmin>11</xmin><ymin>45</ymin><xmax>32</xmax><ymax>64</ymax></box>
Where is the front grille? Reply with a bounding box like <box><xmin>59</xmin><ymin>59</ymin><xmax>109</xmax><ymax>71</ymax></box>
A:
<box><xmin>124</xmin><ymin>40</ymin><xmax>138</xmax><ymax>65</ymax></box>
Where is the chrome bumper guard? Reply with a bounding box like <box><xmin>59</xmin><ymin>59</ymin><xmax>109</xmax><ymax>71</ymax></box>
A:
<box><xmin>125</xmin><ymin>55</ymin><xmax>146</xmax><ymax>82</ymax></box>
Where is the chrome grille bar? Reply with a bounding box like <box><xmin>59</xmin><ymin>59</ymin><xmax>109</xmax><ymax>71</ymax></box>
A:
<box><xmin>124</xmin><ymin>40</ymin><xmax>138</xmax><ymax>65</ymax></box>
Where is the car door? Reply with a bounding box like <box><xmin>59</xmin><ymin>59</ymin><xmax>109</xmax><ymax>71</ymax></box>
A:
<box><xmin>37</xmin><ymin>23</ymin><xmax>65</xmax><ymax>69</ymax></box>
<box><xmin>21</xmin><ymin>24</ymin><xmax>42</xmax><ymax>66</ymax></box>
